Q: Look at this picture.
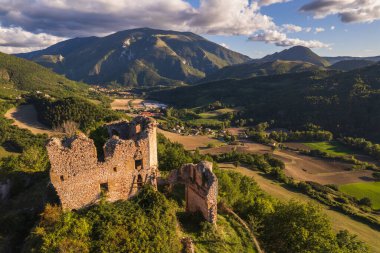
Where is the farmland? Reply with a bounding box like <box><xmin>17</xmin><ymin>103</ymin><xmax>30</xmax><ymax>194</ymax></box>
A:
<box><xmin>340</xmin><ymin>182</ymin><xmax>380</xmax><ymax>210</ymax></box>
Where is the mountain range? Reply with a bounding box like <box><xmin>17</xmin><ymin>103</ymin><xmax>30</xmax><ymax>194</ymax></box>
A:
<box><xmin>17</xmin><ymin>28</ymin><xmax>250</xmax><ymax>87</ymax></box>
<box><xmin>16</xmin><ymin>30</ymin><xmax>379</xmax><ymax>87</ymax></box>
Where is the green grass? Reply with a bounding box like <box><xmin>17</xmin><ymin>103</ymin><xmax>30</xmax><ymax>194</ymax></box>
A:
<box><xmin>339</xmin><ymin>182</ymin><xmax>380</xmax><ymax>210</ymax></box>
<box><xmin>303</xmin><ymin>141</ymin><xmax>355</xmax><ymax>157</ymax></box>
<box><xmin>180</xmin><ymin>213</ymin><xmax>257</xmax><ymax>253</ymax></box>
<box><xmin>189</xmin><ymin>118</ymin><xmax>223</xmax><ymax>127</ymax></box>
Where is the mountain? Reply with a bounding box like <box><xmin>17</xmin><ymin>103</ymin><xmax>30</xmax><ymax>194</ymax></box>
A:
<box><xmin>259</xmin><ymin>46</ymin><xmax>330</xmax><ymax>67</ymax></box>
<box><xmin>0</xmin><ymin>52</ymin><xmax>94</xmax><ymax>98</ymax></box>
<box><xmin>151</xmin><ymin>63</ymin><xmax>380</xmax><ymax>141</ymax></box>
<box><xmin>324</xmin><ymin>56</ymin><xmax>380</xmax><ymax>65</ymax></box>
<box><xmin>17</xmin><ymin>28</ymin><xmax>250</xmax><ymax>87</ymax></box>
<box><xmin>200</xmin><ymin>60</ymin><xmax>325</xmax><ymax>83</ymax></box>
<box><xmin>330</xmin><ymin>59</ymin><xmax>376</xmax><ymax>71</ymax></box>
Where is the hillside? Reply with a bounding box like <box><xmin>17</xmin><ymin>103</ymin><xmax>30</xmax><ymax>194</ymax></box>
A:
<box><xmin>325</xmin><ymin>56</ymin><xmax>380</xmax><ymax>65</ymax></box>
<box><xmin>0</xmin><ymin>52</ymin><xmax>96</xmax><ymax>99</ymax></box>
<box><xmin>330</xmin><ymin>59</ymin><xmax>376</xmax><ymax>71</ymax></box>
<box><xmin>17</xmin><ymin>28</ymin><xmax>250</xmax><ymax>87</ymax></box>
<box><xmin>259</xmin><ymin>46</ymin><xmax>330</xmax><ymax>67</ymax></box>
<box><xmin>200</xmin><ymin>60</ymin><xmax>324</xmax><ymax>83</ymax></box>
<box><xmin>151</xmin><ymin>64</ymin><xmax>380</xmax><ymax>141</ymax></box>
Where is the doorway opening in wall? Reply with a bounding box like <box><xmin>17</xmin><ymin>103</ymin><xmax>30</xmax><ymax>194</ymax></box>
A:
<box><xmin>137</xmin><ymin>175</ymin><xmax>143</xmax><ymax>189</ymax></box>
<box><xmin>100</xmin><ymin>182</ymin><xmax>109</xmax><ymax>194</ymax></box>
<box><xmin>135</xmin><ymin>159</ymin><xmax>143</xmax><ymax>171</ymax></box>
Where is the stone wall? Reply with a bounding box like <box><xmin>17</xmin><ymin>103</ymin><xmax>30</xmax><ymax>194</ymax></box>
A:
<box><xmin>169</xmin><ymin>161</ymin><xmax>218</xmax><ymax>224</ymax></box>
<box><xmin>47</xmin><ymin>117</ymin><xmax>158</xmax><ymax>210</ymax></box>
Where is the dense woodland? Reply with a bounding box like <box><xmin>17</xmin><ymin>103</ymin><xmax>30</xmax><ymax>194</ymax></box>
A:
<box><xmin>152</xmin><ymin>64</ymin><xmax>380</xmax><ymax>141</ymax></box>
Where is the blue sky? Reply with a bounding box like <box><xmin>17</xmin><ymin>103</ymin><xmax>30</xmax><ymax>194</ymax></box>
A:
<box><xmin>0</xmin><ymin>0</ymin><xmax>379</xmax><ymax>57</ymax></box>
<box><xmin>199</xmin><ymin>0</ymin><xmax>380</xmax><ymax>58</ymax></box>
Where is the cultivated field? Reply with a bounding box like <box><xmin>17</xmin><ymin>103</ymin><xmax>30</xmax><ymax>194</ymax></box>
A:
<box><xmin>219</xmin><ymin>163</ymin><xmax>380</xmax><ymax>253</ymax></box>
<box><xmin>111</xmin><ymin>98</ymin><xmax>166</xmax><ymax>111</ymax></box>
<box><xmin>340</xmin><ymin>182</ymin><xmax>380</xmax><ymax>210</ymax></box>
<box><xmin>158</xmin><ymin>129</ymin><xmax>223</xmax><ymax>150</ymax></box>
<box><xmin>4</xmin><ymin>105</ymin><xmax>60</xmax><ymax>136</ymax></box>
<box><xmin>201</xmin><ymin>139</ymin><xmax>375</xmax><ymax>185</ymax></box>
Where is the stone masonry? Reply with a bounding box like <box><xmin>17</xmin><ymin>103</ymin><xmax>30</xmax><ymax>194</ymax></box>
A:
<box><xmin>47</xmin><ymin>116</ymin><xmax>158</xmax><ymax>210</ymax></box>
<box><xmin>169</xmin><ymin>161</ymin><xmax>218</xmax><ymax>224</ymax></box>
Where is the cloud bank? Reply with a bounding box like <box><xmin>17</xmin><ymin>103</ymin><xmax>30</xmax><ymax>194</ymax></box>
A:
<box><xmin>0</xmin><ymin>0</ymin><xmax>328</xmax><ymax>53</ymax></box>
<box><xmin>249</xmin><ymin>30</ymin><xmax>330</xmax><ymax>48</ymax></box>
<box><xmin>300</xmin><ymin>0</ymin><xmax>380</xmax><ymax>23</ymax></box>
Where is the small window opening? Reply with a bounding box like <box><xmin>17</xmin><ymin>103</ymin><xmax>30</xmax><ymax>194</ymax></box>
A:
<box><xmin>135</xmin><ymin>124</ymin><xmax>141</xmax><ymax>134</ymax></box>
<box><xmin>135</xmin><ymin>159</ymin><xmax>143</xmax><ymax>171</ymax></box>
<box><xmin>60</xmin><ymin>175</ymin><xmax>64</xmax><ymax>182</ymax></box>
<box><xmin>137</xmin><ymin>175</ymin><xmax>143</xmax><ymax>190</ymax></box>
<box><xmin>113</xmin><ymin>167</ymin><xmax>117</xmax><ymax>172</ymax></box>
<box><xmin>100</xmin><ymin>183</ymin><xmax>109</xmax><ymax>192</ymax></box>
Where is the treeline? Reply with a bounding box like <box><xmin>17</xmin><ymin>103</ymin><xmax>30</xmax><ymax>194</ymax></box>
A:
<box><xmin>247</xmin><ymin>123</ymin><xmax>333</xmax><ymax>144</ymax></box>
<box><xmin>340</xmin><ymin>137</ymin><xmax>380</xmax><ymax>160</ymax></box>
<box><xmin>29</xmin><ymin>95</ymin><xmax>121</xmax><ymax>132</ymax></box>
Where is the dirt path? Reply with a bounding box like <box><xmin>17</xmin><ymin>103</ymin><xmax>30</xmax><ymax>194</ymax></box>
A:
<box><xmin>4</xmin><ymin>105</ymin><xmax>59</xmax><ymax>136</ymax></box>
<box><xmin>219</xmin><ymin>163</ymin><xmax>380</xmax><ymax>253</ymax></box>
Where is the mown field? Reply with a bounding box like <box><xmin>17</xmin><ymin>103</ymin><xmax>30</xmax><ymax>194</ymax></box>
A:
<box><xmin>339</xmin><ymin>182</ymin><xmax>380</xmax><ymax>210</ymax></box>
<box><xmin>303</xmin><ymin>141</ymin><xmax>355</xmax><ymax>156</ymax></box>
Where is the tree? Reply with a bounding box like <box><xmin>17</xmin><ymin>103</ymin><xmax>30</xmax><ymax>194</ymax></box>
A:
<box><xmin>358</xmin><ymin>197</ymin><xmax>372</xmax><ymax>207</ymax></box>
<box><xmin>260</xmin><ymin>201</ymin><xmax>339</xmax><ymax>253</ymax></box>
<box><xmin>336</xmin><ymin>230</ymin><xmax>369</xmax><ymax>253</ymax></box>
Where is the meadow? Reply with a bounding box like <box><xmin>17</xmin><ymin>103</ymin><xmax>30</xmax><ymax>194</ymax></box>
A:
<box><xmin>339</xmin><ymin>182</ymin><xmax>380</xmax><ymax>210</ymax></box>
<box><xmin>303</xmin><ymin>141</ymin><xmax>355</xmax><ymax>157</ymax></box>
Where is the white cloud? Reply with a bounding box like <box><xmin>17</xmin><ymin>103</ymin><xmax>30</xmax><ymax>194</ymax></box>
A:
<box><xmin>282</xmin><ymin>24</ymin><xmax>303</xmax><ymax>33</ymax></box>
<box><xmin>257</xmin><ymin>0</ymin><xmax>291</xmax><ymax>7</ymax></box>
<box><xmin>300</xmin><ymin>0</ymin><xmax>380</xmax><ymax>23</ymax></box>
<box><xmin>305</xmin><ymin>27</ymin><xmax>312</xmax><ymax>33</ymax></box>
<box><xmin>0</xmin><ymin>0</ymin><xmax>327</xmax><ymax>53</ymax></box>
<box><xmin>315</xmin><ymin>27</ymin><xmax>325</xmax><ymax>33</ymax></box>
<box><xmin>330</xmin><ymin>26</ymin><xmax>335</xmax><ymax>30</ymax></box>
<box><xmin>249</xmin><ymin>30</ymin><xmax>330</xmax><ymax>48</ymax></box>
<box><xmin>0</xmin><ymin>26</ymin><xmax>66</xmax><ymax>54</ymax></box>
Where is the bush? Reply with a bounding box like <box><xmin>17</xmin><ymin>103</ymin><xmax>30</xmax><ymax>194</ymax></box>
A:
<box><xmin>24</xmin><ymin>187</ymin><xmax>181</xmax><ymax>253</ymax></box>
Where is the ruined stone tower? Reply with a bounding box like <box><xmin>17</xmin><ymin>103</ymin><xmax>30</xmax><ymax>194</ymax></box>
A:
<box><xmin>169</xmin><ymin>161</ymin><xmax>218</xmax><ymax>224</ymax></box>
<box><xmin>47</xmin><ymin>116</ymin><xmax>158</xmax><ymax>210</ymax></box>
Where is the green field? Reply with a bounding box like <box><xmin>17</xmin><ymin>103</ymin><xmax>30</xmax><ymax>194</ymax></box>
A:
<box><xmin>189</xmin><ymin>118</ymin><xmax>224</xmax><ymax>127</ymax></box>
<box><xmin>339</xmin><ymin>182</ymin><xmax>380</xmax><ymax>210</ymax></box>
<box><xmin>304</xmin><ymin>141</ymin><xmax>355</xmax><ymax>156</ymax></box>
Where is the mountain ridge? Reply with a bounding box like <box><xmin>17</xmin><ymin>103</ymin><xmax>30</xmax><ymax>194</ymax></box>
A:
<box><xmin>16</xmin><ymin>28</ymin><xmax>250</xmax><ymax>87</ymax></box>
<box><xmin>258</xmin><ymin>46</ymin><xmax>330</xmax><ymax>67</ymax></box>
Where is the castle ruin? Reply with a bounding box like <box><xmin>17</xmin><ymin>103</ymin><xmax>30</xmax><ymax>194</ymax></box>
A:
<box><xmin>47</xmin><ymin>116</ymin><xmax>218</xmax><ymax>223</ymax></box>
<box><xmin>47</xmin><ymin>117</ymin><xmax>158</xmax><ymax>210</ymax></box>
<box><xmin>169</xmin><ymin>161</ymin><xmax>218</xmax><ymax>224</ymax></box>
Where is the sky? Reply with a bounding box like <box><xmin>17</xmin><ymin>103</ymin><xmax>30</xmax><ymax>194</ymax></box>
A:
<box><xmin>0</xmin><ymin>0</ymin><xmax>379</xmax><ymax>58</ymax></box>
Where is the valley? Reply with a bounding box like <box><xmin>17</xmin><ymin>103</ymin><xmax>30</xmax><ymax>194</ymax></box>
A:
<box><xmin>1</xmin><ymin>22</ymin><xmax>380</xmax><ymax>252</ymax></box>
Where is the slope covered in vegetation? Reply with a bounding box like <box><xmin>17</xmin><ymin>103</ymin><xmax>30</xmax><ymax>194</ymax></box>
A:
<box><xmin>17</xmin><ymin>28</ymin><xmax>250</xmax><ymax>87</ymax></box>
<box><xmin>0</xmin><ymin>52</ymin><xmax>101</xmax><ymax>100</ymax></box>
<box><xmin>152</xmin><ymin>64</ymin><xmax>380</xmax><ymax>141</ymax></box>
